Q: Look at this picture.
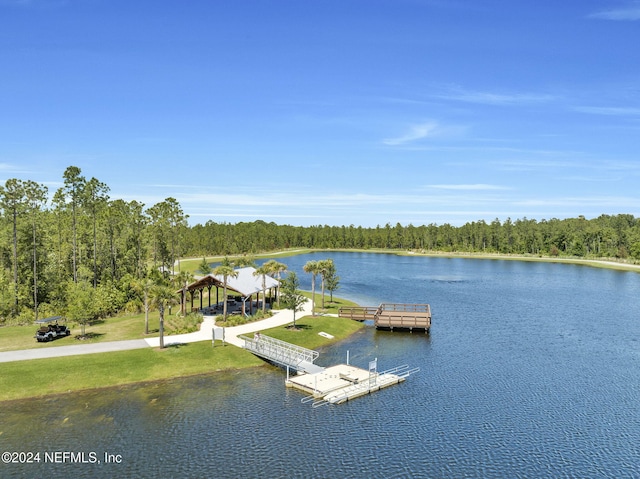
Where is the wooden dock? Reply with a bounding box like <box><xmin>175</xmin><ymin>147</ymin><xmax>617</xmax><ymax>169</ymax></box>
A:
<box><xmin>339</xmin><ymin>303</ymin><xmax>431</xmax><ymax>332</ymax></box>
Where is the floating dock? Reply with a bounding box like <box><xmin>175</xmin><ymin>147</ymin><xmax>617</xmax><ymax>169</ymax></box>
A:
<box><xmin>240</xmin><ymin>334</ymin><xmax>418</xmax><ymax>406</ymax></box>
<box><xmin>287</xmin><ymin>363</ymin><xmax>417</xmax><ymax>407</ymax></box>
<box><xmin>339</xmin><ymin>303</ymin><xmax>431</xmax><ymax>332</ymax></box>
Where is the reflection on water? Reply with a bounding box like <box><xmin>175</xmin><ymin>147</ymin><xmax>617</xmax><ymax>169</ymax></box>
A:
<box><xmin>2</xmin><ymin>254</ymin><xmax>640</xmax><ymax>478</ymax></box>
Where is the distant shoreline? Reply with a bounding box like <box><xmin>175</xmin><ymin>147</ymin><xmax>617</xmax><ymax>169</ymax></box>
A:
<box><xmin>401</xmin><ymin>250</ymin><xmax>640</xmax><ymax>272</ymax></box>
<box><xmin>180</xmin><ymin>249</ymin><xmax>640</xmax><ymax>274</ymax></box>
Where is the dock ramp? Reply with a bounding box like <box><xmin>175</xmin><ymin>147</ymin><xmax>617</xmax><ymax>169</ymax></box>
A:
<box><xmin>240</xmin><ymin>334</ymin><xmax>323</xmax><ymax>374</ymax></box>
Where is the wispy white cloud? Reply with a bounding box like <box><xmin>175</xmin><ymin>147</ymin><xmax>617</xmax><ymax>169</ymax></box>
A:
<box><xmin>0</xmin><ymin>162</ymin><xmax>38</xmax><ymax>179</ymax></box>
<box><xmin>116</xmin><ymin>180</ymin><xmax>640</xmax><ymax>228</ymax></box>
<box><xmin>491</xmin><ymin>159</ymin><xmax>640</xmax><ymax>176</ymax></box>
<box><xmin>515</xmin><ymin>196</ymin><xmax>640</xmax><ymax>208</ymax></box>
<box><xmin>382</xmin><ymin>121</ymin><xmax>466</xmax><ymax>146</ymax></box>
<box><xmin>0</xmin><ymin>163</ymin><xmax>17</xmax><ymax>171</ymax></box>
<box><xmin>190</xmin><ymin>212</ymin><xmax>326</xmax><ymax>220</ymax></box>
<box><xmin>427</xmin><ymin>184</ymin><xmax>512</xmax><ymax>191</ymax></box>
<box><xmin>588</xmin><ymin>2</ymin><xmax>640</xmax><ymax>20</ymax></box>
<box><xmin>183</xmin><ymin>190</ymin><xmax>458</xmax><ymax>208</ymax></box>
<box><xmin>574</xmin><ymin>106</ymin><xmax>640</xmax><ymax>116</ymax></box>
<box><xmin>382</xmin><ymin>121</ymin><xmax>442</xmax><ymax>146</ymax></box>
<box><xmin>435</xmin><ymin>86</ymin><xmax>556</xmax><ymax>105</ymax></box>
<box><xmin>491</xmin><ymin>159</ymin><xmax>582</xmax><ymax>171</ymax></box>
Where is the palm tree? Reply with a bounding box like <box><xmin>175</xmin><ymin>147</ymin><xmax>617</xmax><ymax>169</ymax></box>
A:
<box><xmin>253</xmin><ymin>264</ymin><xmax>271</xmax><ymax>313</ymax></box>
<box><xmin>317</xmin><ymin>259</ymin><xmax>335</xmax><ymax>311</ymax></box>
<box><xmin>264</xmin><ymin>260</ymin><xmax>287</xmax><ymax>307</ymax></box>
<box><xmin>133</xmin><ymin>276</ymin><xmax>155</xmax><ymax>334</ymax></box>
<box><xmin>213</xmin><ymin>258</ymin><xmax>238</xmax><ymax>322</ymax></box>
<box><xmin>233</xmin><ymin>255</ymin><xmax>256</xmax><ymax>268</ymax></box>
<box><xmin>303</xmin><ymin>260</ymin><xmax>320</xmax><ymax>316</ymax></box>
<box><xmin>150</xmin><ymin>274</ymin><xmax>177</xmax><ymax>349</ymax></box>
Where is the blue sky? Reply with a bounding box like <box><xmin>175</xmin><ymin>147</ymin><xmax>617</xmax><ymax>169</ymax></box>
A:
<box><xmin>1</xmin><ymin>0</ymin><xmax>639</xmax><ymax>227</ymax></box>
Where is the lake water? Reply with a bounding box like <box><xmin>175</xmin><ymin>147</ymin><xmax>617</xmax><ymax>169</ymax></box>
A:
<box><xmin>2</xmin><ymin>252</ymin><xmax>640</xmax><ymax>478</ymax></box>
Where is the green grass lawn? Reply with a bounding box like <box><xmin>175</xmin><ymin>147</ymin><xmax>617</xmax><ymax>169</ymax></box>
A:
<box><xmin>308</xmin><ymin>294</ymin><xmax>359</xmax><ymax>316</ymax></box>
<box><xmin>261</xmin><ymin>314</ymin><xmax>364</xmax><ymax>350</ymax></box>
<box><xmin>0</xmin><ymin>315</ymin><xmax>365</xmax><ymax>402</ymax></box>
<box><xmin>0</xmin><ymin>289</ymin><xmax>358</xmax><ymax>353</ymax></box>
<box><xmin>0</xmin><ymin>294</ymin><xmax>365</xmax><ymax>402</ymax></box>
<box><xmin>0</xmin><ymin>310</ymin><xmax>208</xmax><ymax>352</ymax></box>
<box><xmin>0</xmin><ymin>341</ymin><xmax>265</xmax><ymax>402</ymax></box>
<box><xmin>0</xmin><ymin>312</ymin><xmax>156</xmax><ymax>352</ymax></box>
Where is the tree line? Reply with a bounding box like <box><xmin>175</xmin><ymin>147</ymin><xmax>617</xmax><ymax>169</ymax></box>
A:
<box><xmin>0</xmin><ymin>166</ymin><xmax>187</xmax><ymax>325</ymax></box>
<box><xmin>185</xmin><ymin>215</ymin><xmax>640</xmax><ymax>260</ymax></box>
<box><xmin>1</xmin><ymin>165</ymin><xmax>639</xmax><ymax>324</ymax></box>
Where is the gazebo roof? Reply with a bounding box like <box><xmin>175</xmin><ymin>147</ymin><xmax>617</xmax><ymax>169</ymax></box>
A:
<box><xmin>185</xmin><ymin>266</ymin><xmax>279</xmax><ymax>297</ymax></box>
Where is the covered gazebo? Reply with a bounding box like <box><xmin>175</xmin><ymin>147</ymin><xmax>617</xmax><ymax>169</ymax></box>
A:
<box><xmin>183</xmin><ymin>266</ymin><xmax>280</xmax><ymax>316</ymax></box>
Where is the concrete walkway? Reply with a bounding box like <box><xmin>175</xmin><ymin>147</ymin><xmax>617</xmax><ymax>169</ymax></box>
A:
<box><xmin>0</xmin><ymin>301</ymin><xmax>313</xmax><ymax>363</ymax></box>
<box><xmin>144</xmin><ymin>299</ymin><xmax>314</xmax><ymax>348</ymax></box>
<box><xmin>0</xmin><ymin>339</ymin><xmax>149</xmax><ymax>363</ymax></box>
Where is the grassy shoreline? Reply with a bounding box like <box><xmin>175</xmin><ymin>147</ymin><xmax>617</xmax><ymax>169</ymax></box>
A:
<box><xmin>0</xmin><ymin>314</ymin><xmax>364</xmax><ymax>403</ymax></box>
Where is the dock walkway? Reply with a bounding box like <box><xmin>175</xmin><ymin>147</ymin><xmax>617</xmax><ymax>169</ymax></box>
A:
<box><xmin>240</xmin><ymin>334</ymin><xmax>324</xmax><ymax>374</ymax></box>
<box><xmin>338</xmin><ymin>303</ymin><xmax>431</xmax><ymax>332</ymax></box>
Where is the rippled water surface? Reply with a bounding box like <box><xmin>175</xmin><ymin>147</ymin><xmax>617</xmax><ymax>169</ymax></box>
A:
<box><xmin>2</xmin><ymin>253</ymin><xmax>640</xmax><ymax>478</ymax></box>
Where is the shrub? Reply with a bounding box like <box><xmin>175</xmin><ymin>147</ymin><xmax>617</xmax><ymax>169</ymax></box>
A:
<box><xmin>164</xmin><ymin>312</ymin><xmax>204</xmax><ymax>334</ymax></box>
<box><xmin>214</xmin><ymin>310</ymin><xmax>273</xmax><ymax>327</ymax></box>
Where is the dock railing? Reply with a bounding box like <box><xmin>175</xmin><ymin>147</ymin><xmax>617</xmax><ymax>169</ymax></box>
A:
<box><xmin>337</xmin><ymin>306</ymin><xmax>381</xmax><ymax>321</ymax></box>
<box><xmin>340</xmin><ymin>303</ymin><xmax>431</xmax><ymax>331</ymax></box>
<box><xmin>241</xmin><ymin>334</ymin><xmax>319</xmax><ymax>369</ymax></box>
<box><xmin>380</xmin><ymin>303</ymin><xmax>431</xmax><ymax>315</ymax></box>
